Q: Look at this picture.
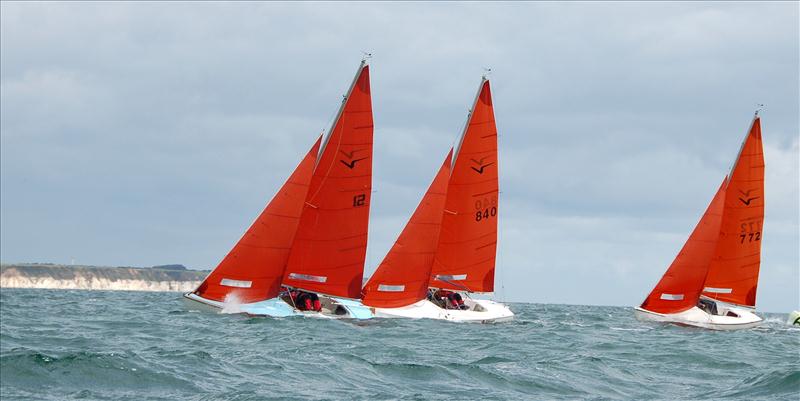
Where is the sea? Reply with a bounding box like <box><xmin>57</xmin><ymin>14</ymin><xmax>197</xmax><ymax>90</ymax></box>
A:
<box><xmin>0</xmin><ymin>289</ymin><xmax>797</xmax><ymax>401</ymax></box>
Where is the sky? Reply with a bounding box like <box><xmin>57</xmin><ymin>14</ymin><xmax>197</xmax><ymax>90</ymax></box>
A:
<box><xmin>1</xmin><ymin>2</ymin><xmax>798</xmax><ymax>312</ymax></box>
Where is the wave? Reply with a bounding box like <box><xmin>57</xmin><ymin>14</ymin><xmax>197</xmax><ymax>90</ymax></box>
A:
<box><xmin>0</xmin><ymin>348</ymin><xmax>200</xmax><ymax>396</ymax></box>
<box><xmin>712</xmin><ymin>370</ymin><xmax>800</xmax><ymax>399</ymax></box>
<box><xmin>2</xmin><ymin>291</ymin><xmax>797</xmax><ymax>400</ymax></box>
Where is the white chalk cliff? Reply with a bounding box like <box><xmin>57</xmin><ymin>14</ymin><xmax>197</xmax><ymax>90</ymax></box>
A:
<box><xmin>1</xmin><ymin>264</ymin><xmax>206</xmax><ymax>292</ymax></box>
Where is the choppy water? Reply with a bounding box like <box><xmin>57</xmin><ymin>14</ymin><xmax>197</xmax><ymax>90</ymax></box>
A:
<box><xmin>1</xmin><ymin>289</ymin><xmax>797</xmax><ymax>400</ymax></box>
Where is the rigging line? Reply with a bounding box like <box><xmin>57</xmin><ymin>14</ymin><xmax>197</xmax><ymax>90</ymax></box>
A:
<box><xmin>282</xmin><ymin>285</ymin><xmax>299</xmax><ymax>311</ymax></box>
<box><xmin>434</xmin><ymin>276</ymin><xmax>473</xmax><ymax>295</ymax></box>
<box><xmin>318</xmin><ymin>83</ymin><xmax>345</xmax><ymax>147</ymax></box>
<box><xmin>495</xmin><ymin>104</ymin><xmax>504</xmax><ymax>302</ymax></box>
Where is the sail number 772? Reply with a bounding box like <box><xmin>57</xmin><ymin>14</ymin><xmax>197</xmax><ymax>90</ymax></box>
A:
<box><xmin>740</xmin><ymin>232</ymin><xmax>761</xmax><ymax>243</ymax></box>
<box><xmin>739</xmin><ymin>221</ymin><xmax>762</xmax><ymax>244</ymax></box>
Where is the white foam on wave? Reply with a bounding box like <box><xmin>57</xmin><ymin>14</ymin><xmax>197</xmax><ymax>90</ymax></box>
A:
<box><xmin>610</xmin><ymin>327</ymin><xmax>649</xmax><ymax>332</ymax></box>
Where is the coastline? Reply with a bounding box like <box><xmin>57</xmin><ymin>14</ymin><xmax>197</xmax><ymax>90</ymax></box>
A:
<box><xmin>0</xmin><ymin>263</ymin><xmax>207</xmax><ymax>293</ymax></box>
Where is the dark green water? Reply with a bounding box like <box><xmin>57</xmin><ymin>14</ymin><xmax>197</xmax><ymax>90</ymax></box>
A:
<box><xmin>1</xmin><ymin>289</ymin><xmax>797</xmax><ymax>400</ymax></box>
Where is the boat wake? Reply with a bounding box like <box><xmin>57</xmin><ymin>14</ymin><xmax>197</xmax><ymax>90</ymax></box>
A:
<box><xmin>220</xmin><ymin>293</ymin><xmax>243</xmax><ymax>314</ymax></box>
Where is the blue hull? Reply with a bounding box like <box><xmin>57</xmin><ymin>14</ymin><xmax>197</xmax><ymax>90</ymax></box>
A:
<box><xmin>183</xmin><ymin>293</ymin><xmax>373</xmax><ymax>320</ymax></box>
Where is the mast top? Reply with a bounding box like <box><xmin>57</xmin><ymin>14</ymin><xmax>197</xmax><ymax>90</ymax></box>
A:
<box><xmin>361</xmin><ymin>51</ymin><xmax>373</xmax><ymax>64</ymax></box>
<box><xmin>754</xmin><ymin>103</ymin><xmax>764</xmax><ymax>118</ymax></box>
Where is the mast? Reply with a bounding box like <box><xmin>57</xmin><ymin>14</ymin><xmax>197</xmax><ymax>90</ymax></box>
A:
<box><xmin>452</xmin><ymin>75</ymin><xmax>490</xmax><ymax>168</ymax></box>
<box><xmin>726</xmin><ymin>109</ymin><xmax>762</xmax><ymax>184</ymax></box>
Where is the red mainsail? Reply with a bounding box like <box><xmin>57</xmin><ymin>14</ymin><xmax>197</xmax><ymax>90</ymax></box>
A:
<box><xmin>193</xmin><ymin>137</ymin><xmax>321</xmax><ymax>303</ymax></box>
<box><xmin>430</xmin><ymin>78</ymin><xmax>499</xmax><ymax>293</ymax></box>
<box><xmin>282</xmin><ymin>62</ymin><xmax>374</xmax><ymax>299</ymax></box>
<box><xmin>702</xmin><ymin>117</ymin><xmax>765</xmax><ymax>307</ymax></box>
<box><xmin>362</xmin><ymin>151</ymin><xmax>453</xmax><ymax>308</ymax></box>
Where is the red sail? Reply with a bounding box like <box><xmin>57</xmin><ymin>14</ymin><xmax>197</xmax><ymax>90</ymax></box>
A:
<box><xmin>193</xmin><ymin>137</ymin><xmax>321</xmax><ymax>303</ymax></box>
<box><xmin>282</xmin><ymin>63</ymin><xmax>373</xmax><ymax>299</ymax></box>
<box><xmin>363</xmin><ymin>151</ymin><xmax>453</xmax><ymax>308</ymax></box>
<box><xmin>430</xmin><ymin>78</ymin><xmax>499</xmax><ymax>293</ymax></box>
<box><xmin>640</xmin><ymin>179</ymin><xmax>727</xmax><ymax>314</ymax></box>
<box><xmin>702</xmin><ymin>117</ymin><xmax>765</xmax><ymax>307</ymax></box>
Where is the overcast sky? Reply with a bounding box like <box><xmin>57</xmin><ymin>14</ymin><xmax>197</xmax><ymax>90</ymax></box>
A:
<box><xmin>2</xmin><ymin>2</ymin><xmax>797</xmax><ymax>312</ymax></box>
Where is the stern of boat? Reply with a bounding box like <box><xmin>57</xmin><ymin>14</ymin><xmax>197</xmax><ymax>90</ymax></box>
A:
<box><xmin>705</xmin><ymin>307</ymin><xmax>763</xmax><ymax>330</ymax></box>
<box><xmin>328</xmin><ymin>297</ymin><xmax>374</xmax><ymax>320</ymax></box>
<box><xmin>469</xmin><ymin>299</ymin><xmax>515</xmax><ymax>323</ymax></box>
<box><xmin>634</xmin><ymin>306</ymin><xmax>762</xmax><ymax>330</ymax></box>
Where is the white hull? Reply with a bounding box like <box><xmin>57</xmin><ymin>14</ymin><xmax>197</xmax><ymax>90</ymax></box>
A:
<box><xmin>373</xmin><ymin>298</ymin><xmax>514</xmax><ymax>323</ymax></box>
<box><xmin>183</xmin><ymin>292</ymin><xmax>373</xmax><ymax>320</ymax></box>
<box><xmin>788</xmin><ymin>310</ymin><xmax>800</xmax><ymax>326</ymax></box>
<box><xmin>634</xmin><ymin>305</ymin><xmax>762</xmax><ymax>330</ymax></box>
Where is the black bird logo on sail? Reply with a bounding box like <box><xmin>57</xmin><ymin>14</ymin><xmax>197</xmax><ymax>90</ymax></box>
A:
<box><xmin>340</xmin><ymin>149</ymin><xmax>368</xmax><ymax>169</ymax></box>
<box><xmin>738</xmin><ymin>189</ymin><xmax>760</xmax><ymax>206</ymax></box>
<box><xmin>470</xmin><ymin>157</ymin><xmax>494</xmax><ymax>174</ymax></box>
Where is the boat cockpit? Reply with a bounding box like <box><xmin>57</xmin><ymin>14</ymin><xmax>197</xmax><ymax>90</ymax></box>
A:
<box><xmin>427</xmin><ymin>288</ymin><xmax>487</xmax><ymax>312</ymax></box>
<box><xmin>280</xmin><ymin>288</ymin><xmax>349</xmax><ymax>316</ymax></box>
<box><xmin>697</xmin><ymin>298</ymin><xmax>740</xmax><ymax>318</ymax></box>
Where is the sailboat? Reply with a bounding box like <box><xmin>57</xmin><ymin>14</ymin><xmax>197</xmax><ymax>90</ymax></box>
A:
<box><xmin>634</xmin><ymin>113</ymin><xmax>765</xmax><ymax>330</ymax></box>
<box><xmin>184</xmin><ymin>60</ymin><xmax>374</xmax><ymax>319</ymax></box>
<box><xmin>362</xmin><ymin>77</ymin><xmax>514</xmax><ymax>322</ymax></box>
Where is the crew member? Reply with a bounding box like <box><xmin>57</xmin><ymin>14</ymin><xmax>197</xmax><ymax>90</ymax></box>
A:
<box><xmin>289</xmin><ymin>289</ymin><xmax>322</xmax><ymax>312</ymax></box>
<box><xmin>433</xmin><ymin>289</ymin><xmax>468</xmax><ymax>310</ymax></box>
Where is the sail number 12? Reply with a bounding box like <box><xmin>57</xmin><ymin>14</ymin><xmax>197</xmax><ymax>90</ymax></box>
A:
<box><xmin>353</xmin><ymin>194</ymin><xmax>366</xmax><ymax>207</ymax></box>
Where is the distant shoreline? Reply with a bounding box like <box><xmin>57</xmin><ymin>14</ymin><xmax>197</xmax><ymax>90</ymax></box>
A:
<box><xmin>0</xmin><ymin>263</ymin><xmax>208</xmax><ymax>293</ymax></box>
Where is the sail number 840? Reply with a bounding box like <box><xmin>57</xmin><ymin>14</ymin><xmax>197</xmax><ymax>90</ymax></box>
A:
<box><xmin>475</xmin><ymin>207</ymin><xmax>497</xmax><ymax>221</ymax></box>
<box><xmin>474</xmin><ymin>197</ymin><xmax>498</xmax><ymax>222</ymax></box>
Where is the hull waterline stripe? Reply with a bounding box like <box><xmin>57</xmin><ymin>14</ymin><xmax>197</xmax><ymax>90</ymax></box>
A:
<box><xmin>660</xmin><ymin>293</ymin><xmax>684</xmax><ymax>301</ymax></box>
<box><xmin>220</xmin><ymin>279</ymin><xmax>252</xmax><ymax>288</ymax></box>
<box><xmin>377</xmin><ymin>284</ymin><xmax>405</xmax><ymax>292</ymax></box>
<box><xmin>288</xmin><ymin>273</ymin><xmax>327</xmax><ymax>283</ymax></box>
